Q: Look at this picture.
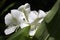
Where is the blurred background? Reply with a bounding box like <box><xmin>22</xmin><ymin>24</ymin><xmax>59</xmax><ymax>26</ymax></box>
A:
<box><xmin>1</xmin><ymin>0</ymin><xmax>60</xmax><ymax>40</ymax></box>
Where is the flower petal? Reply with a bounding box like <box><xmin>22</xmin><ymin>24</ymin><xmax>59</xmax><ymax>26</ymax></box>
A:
<box><xmin>39</xmin><ymin>10</ymin><xmax>47</xmax><ymax>18</ymax></box>
<box><xmin>18</xmin><ymin>12</ymin><xmax>27</xmax><ymax>23</ymax></box>
<box><xmin>20</xmin><ymin>23</ymin><xmax>29</xmax><ymax>29</ymax></box>
<box><xmin>5</xmin><ymin>13</ymin><xmax>14</xmax><ymax>25</ymax></box>
<box><xmin>24</xmin><ymin>3</ymin><xmax>30</xmax><ymax>13</ymax></box>
<box><xmin>28</xmin><ymin>11</ymin><xmax>38</xmax><ymax>23</ymax></box>
<box><xmin>11</xmin><ymin>9</ymin><xmax>21</xmax><ymax>19</ymax></box>
<box><xmin>18</xmin><ymin>3</ymin><xmax>30</xmax><ymax>13</ymax></box>
<box><xmin>29</xmin><ymin>28</ymin><xmax>37</xmax><ymax>36</ymax></box>
<box><xmin>11</xmin><ymin>9</ymin><xmax>26</xmax><ymax>23</ymax></box>
<box><xmin>4</xmin><ymin>26</ymin><xmax>17</xmax><ymax>35</ymax></box>
<box><xmin>18</xmin><ymin>3</ymin><xmax>30</xmax><ymax>21</ymax></box>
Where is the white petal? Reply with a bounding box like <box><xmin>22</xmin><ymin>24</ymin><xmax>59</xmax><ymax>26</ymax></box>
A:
<box><xmin>39</xmin><ymin>10</ymin><xmax>47</xmax><ymax>18</ymax></box>
<box><xmin>18</xmin><ymin>5</ymin><xmax>24</xmax><ymax>11</ymax></box>
<box><xmin>29</xmin><ymin>29</ymin><xmax>37</xmax><ymax>36</ymax></box>
<box><xmin>5</xmin><ymin>13</ymin><xmax>20</xmax><ymax>26</ymax></box>
<box><xmin>24</xmin><ymin>3</ymin><xmax>30</xmax><ymax>9</ymax></box>
<box><xmin>18</xmin><ymin>12</ymin><xmax>27</xmax><ymax>23</ymax></box>
<box><xmin>11</xmin><ymin>9</ymin><xmax>26</xmax><ymax>23</ymax></box>
<box><xmin>5</xmin><ymin>13</ymin><xmax>13</xmax><ymax>25</ymax></box>
<box><xmin>4</xmin><ymin>26</ymin><xmax>17</xmax><ymax>35</ymax></box>
<box><xmin>28</xmin><ymin>11</ymin><xmax>38</xmax><ymax>23</ymax></box>
<box><xmin>20</xmin><ymin>23</ymin><xmax>29</xmax><ymax>29</ymax></box>
<box><xmin>18</xmin><ymin>3</ymin><xmax>30</xmax><ymax>13</ymax></box>
<box><xmin>24</xmin><ymin>3</ymin><xmax>30</xmax><ymax>13</ymax></box>
<box><xmin>11</xmin><ymin>9</ymin><xmax>21</xmax><ymax>19</ymax></box>
<box><xmin>18</xmin><ymin>3</ymin><xmax>31</xmax><ymax>21</ymax></box>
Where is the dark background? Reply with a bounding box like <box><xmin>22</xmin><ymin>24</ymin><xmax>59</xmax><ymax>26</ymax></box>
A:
<box><xmin>0</xmin><ymin>0</ymin><xmax>57</xmax><ymax>23</ymax></box>
<box><xmin>0</xmin><ymin>0</ymin><xmax>58</xmax><ymax>40</ymax></box>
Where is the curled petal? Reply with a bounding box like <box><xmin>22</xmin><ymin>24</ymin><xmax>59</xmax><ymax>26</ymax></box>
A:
<box><xmin>18</xmin><ymin>3</ymin><xmax>30</xmax><ymax>13</ymax></box>
<box><xmin>18</xmin><ymin>3</ymin><xmax>31</xmax><ymax>21</ymax></box>
<box><xmin>39</xmin><ymin>10</ymin><xmax>47</xmax><ymax>18</ymax></box>
<box><xmin>24</xmin><ymin>3</ymin><xmax>30</xmax><ymax>13</ymax></box>
<box><xmin>4</xmin><ymin>26</ymin><xmax>17</xmax><ymax>35</ymax></box>
<box><xmin>24</xmin><ymin>3</ymin><xmax>30</xmax><ymax>9</ymax></box>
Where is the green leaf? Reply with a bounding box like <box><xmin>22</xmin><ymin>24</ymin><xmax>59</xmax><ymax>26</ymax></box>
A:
<box><xmin>7</xmin><ymin>26</ymin><xmax>30</xmax><ymax>40</ymax></box>
<box><xmin>0</xmin><ymin>3</ymin><xmax>15</xmax><ymax>16</ymax></box>
<box><xmin>0</xmin><ymin>36</ymin><xmax>6</xmax><ymax>40</ymax></box>
<box><xmin>46</xmin><ymin>2</ymin><xmax>60</xmax><ymax>40</ymax></box>
<box><xmin>48</xmin><ymin>36</ymin><xmax>55</xmax><ymax>40</ymax></box>
<box><xmin>33</xmin><ymin>22</ymin><xmax>49</xmax><ymax>40</ymax></box>
<box><xmin>44</xmin><ymin>0</ymin><xmax>59</xmax><ymax>23</ymax></box>
<box><xmin>0</xmin><ymin>36</ymin><xmax>3</xmax><ymax>40</ymax></box>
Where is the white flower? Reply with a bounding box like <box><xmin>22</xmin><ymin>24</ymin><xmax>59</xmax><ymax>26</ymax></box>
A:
<box><xmin>28</xmin><ymin>10</ymin><xmax>47</xmax><ymax>36</ymax></box>
<box><xmin>4</xmin><ymin>9</ymin><xmax>29</xmax><ymax>35</ymax></box>
<box><xmin>4</xmin><ymin>3</ymin><xmax>47</xmax><ymax>36</ymax></box>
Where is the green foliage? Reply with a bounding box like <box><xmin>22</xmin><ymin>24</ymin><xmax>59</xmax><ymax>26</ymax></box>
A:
<box><xmin>0</xmin><ymin>3</ymin><xmax>15</xmax><ymax>16</ymax></box>
<box><xmin>44</xmin><ymin>0</ymin><xmax>59</xmax><ymax>23</ymax></box>
<box><xmin>7</xmin><ymin>26</ymin><xmax>30</xmax><ymax>40</ymax></box>
<box><xmin>33</xmin><ymin>22</ymin><xmax>49</xmax><ymax>40</ymax></box>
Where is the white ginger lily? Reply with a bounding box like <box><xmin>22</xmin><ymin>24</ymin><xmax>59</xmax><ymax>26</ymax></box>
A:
<box><xmin>4</xmin><ymin>3</ymin><xmax>47</xmax><ymax>36</ymax></box>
